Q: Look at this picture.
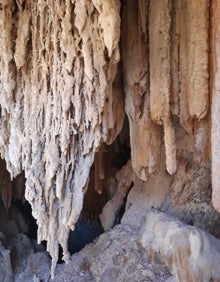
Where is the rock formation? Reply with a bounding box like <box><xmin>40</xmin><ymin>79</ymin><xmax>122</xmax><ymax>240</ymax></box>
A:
<box><xmin>0</xmin><ymin>0</ymin><xmax>123</xmax><ymax>275</ymax></box>
<box><xmin>1</xmin><ymin>0</ymin><xmax>220</xmax><ymax>280</ymax></box>
<box><xmin>140</xmin><ymin>210</ymin><xmax>220</xmax><ymax>282</ymax></box>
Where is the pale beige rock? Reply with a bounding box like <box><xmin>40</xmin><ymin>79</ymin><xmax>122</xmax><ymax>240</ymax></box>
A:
<box><xmin>178</xmin><ymin>0</ymin><xmax>193</xmax><ymax>135</ymax></box>
<box><xmin>149</xmin><ymin>0</ymin><xmax>176</xmax><ymax>175</ymax></box>
<box><xmin>0</xmin><ymin>0</ymin><xmax>121</xmax><ymax>277</ymax></box>
<box><xmin>149</xmin><ymin>0</ymin><xmax>171</xmax><ymax>124</ymax></box>
<box><xmin>100</xmin><ymin>160</ymin><xmax>133</xmax><ymax>230</ymax></box>
<box><xmin>122</xmin><ymin>0</ymin><xmax>161</xmax><ymax>180</ymax></box>
<box><xmin>140</xmin><ymin>210</ymin><xmax>220</xmax><ymax>282</ymax></box>
<box><xmin>211</xmin><ymin>0</ymin><xmax>220</xmax><ymax>212</ymax></box>
<box><xmin>170</xmin><ymin>0</ymin><xmax>180</xmax><ymax>117</ymax></box>
<box><xmin>187</xmin><ymin>0</ymin><xmax>209</xmax><ymax>119</ymax></box>
<box><xmin>14</xmin><ymin>8</ymin><xmax>31</xmax><ymax>69</ymax></box>
<box><xmin>1</xmin><ymin>0</ymin><xmax>220</xmax><ymax>278</ymax></box>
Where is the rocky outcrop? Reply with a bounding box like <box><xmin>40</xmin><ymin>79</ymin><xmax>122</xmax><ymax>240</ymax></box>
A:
<box><xmin>140</xmin><ymin>210</ymin><xmax>220</xmax><ymax>281</ymax></box>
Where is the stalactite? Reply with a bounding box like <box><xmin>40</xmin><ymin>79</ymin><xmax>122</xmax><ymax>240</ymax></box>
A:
<box><xmin>14</xmin><ymin>4</ymin><xmax>31</xmax><ymax>69</ymax></box>
<box><xmin>172</xmin><ymin>0</ymin><xmax>210</xmax><ymax>166</ymax></box>
<box><xmin>211</xmin><ymin>0</ymin><xmax>220</xmax><ymax>212</ymax></box>
<box><xmin>95</xmin><ymin>153</ymin><xmax>102</xmax><ymax>195</ymax></box>
<box><xmin>98</xmin><ymin>144</ymin><xmax>105</xmax><ymax>182</ymax></box>
<box><xmin>149</xmin><ymin>0</ymin><xmax>177</xmax><ymax>175</ymax></box>
<box><xmin>163</xmin><ymin>118</ymin><xmax>177</xmax><ymax>174</ymax></box>
<box><xmin>170</xmin><ymin>0</ymin><xmax>180</xmax><ymax>117</ymax></box>
<box><xmin>105</xmin><ymin>63</ymin><xmax>125</xmax><ymax>145</ymax></box>
<box><xmin>187</xmin><ymin>0</ymin><xmax>209</xmax><ymax>120</ymax></box>
<box><xmin>94</xmin><ymin>144</ymin><xmax>106</xmax><ymax>195</ymax></box>
<box><xmin>0</xmin><ymin>0</ymin><xmax>121</xmax><ymax>277</ymax></box>
<box><xmin>122</xmin><ymin>0</ymin><xmax>161</xmax><ymax>181</ymax></box>
<box><xmin>1</xmin><ymin>0</ymin><xmax>220</xmax><ymax>277</ymax></box>
<box><xmin>185</xmin><ymin>0</ymin><xmax>210</xmax><ymax>165</ymax></box>
<box><xmin>178</xmin><ymin>0</ymin><xmax>193</xmax><ymax>135</ymax></box>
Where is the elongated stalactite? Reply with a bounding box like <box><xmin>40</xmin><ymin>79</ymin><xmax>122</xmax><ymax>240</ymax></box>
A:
<box><xmin>211</xmin><ymin>0</ymin><xmax>220</xmax><ymax>212</ymax></box>
<box><xmin>122</xmin><ymin>0</ymin><xmax>161</xmax><ymax>181</ymax></box>
<box><xmin>149</xmin><ymin>0</ymin><xmax>177</xmax><ymax>175</ymax></box>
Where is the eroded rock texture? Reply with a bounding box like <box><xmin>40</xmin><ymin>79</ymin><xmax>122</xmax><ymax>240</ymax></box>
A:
<box><xmin>140</xmin><ymin>210</ymin><xmax>220</xmax><ymax>282</ymax></box>
<box><xmin>0</xmin><ymin>0</ymin><xmax>123</xmax><ymax>275</ymax></box>
<box><xmin>0</xmin><ymin>0</ymin><xmax>220</xmax><ymax>279</ymax></box>
<box><xmin>121</xmin><ymin>0</ymin><xmax>210</xmax><ymax>181</ymax></box>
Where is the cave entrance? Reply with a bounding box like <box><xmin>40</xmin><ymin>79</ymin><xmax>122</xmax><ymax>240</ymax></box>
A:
<box><xmin>0</xmin><ymin>117</ymin><xmax>131</xmax><ymax>263</ymax></box>
<box><xmin>67</xmin><ymin>121</ymin><xmax>131</xmax><ymax>257</ymax></box>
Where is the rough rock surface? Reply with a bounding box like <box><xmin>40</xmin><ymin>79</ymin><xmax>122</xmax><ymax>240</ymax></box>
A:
<box><xmin>0</xmin><ymin>0</ymin><xmax>123</xmax><ymax>274</ymax></box>
<box><xmin>1</xmin><ymin>156</ymin><xmax>220</xmax><ymax>281</ymax></box>
<box><xmin>1</xmin><ymin>0</ymin><xmax>220</xmax><ymax>280</ymax></box>
<box><xmin>53</xmin><ymin>224</ymin><xmax>172</xmax><ymax>282</ymax></box>
<box><xmin>13</xmin><ymin>223</ymin><xmax>172</xmax><ymax>282</ymax></box>
<box><xmin>140</xmin><ymin>210</ymin><xmax>220</xmax><ymax>282</ymax></box>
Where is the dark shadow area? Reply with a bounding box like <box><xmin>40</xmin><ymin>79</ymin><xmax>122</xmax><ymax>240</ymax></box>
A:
<box><xmin>68</xmin><ymin>219</ymin><xmax>104</xmax><ymax>254</ymax></box>
<box><xmin>14</xmin><ymin>200</ymin><xmax>38</xmax><ymax>240</ymax></box>
<box><xmin>0</xmin><ymin>115</ymin><xmax>132</xmax><ymax>264</ymax></box>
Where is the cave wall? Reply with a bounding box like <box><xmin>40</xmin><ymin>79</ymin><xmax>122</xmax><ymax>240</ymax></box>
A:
<box><xmin>0</xmin><ymin>0</ymin><xmax>219</xmax><ymax>277</ymax></box>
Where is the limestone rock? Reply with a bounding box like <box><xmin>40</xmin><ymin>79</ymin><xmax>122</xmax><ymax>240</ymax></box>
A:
<box><xmin>1</xmin><ymin>0</ymin><xmax>220</xmax><ymax>279</ymax></box>
<box><xmin>0</xmin><ymin>0</ymin><xmax>122</xmax><ymax>275</ymax></box>
<box><xmin>140</xmin><ymin>210</ymin><xmax>220</xmax><ymax>281</ymax></box>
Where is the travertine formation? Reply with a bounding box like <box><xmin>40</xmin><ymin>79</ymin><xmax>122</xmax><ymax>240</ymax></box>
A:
<box><xmin>140</xmin><ymin>210</ymin><xmax>220</xmax><ymax>282</ymax></box>
<box><xmin>121</xmin><ymin>0</ymin><xmax>210</xmax><ymax>181</ymax></box>
<box><xmin>0</xmin><ymin>0</ymin><xmax>123</xmax><ymax>275</ymax></box>
<box><xmin>211</xmin><ymin>0</ymin><xmax>220</xmax><ymax>212</ymax></box>
<box><xmin>0</xmin><ymin>0</ymin><xmax>220</xmax><ymax>278</ymax></box>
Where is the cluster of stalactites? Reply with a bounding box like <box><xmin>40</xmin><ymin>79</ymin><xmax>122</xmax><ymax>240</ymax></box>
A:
<box><xmin>122</xmin><ymin>0</ymin><xmax>220</xmax><ymax>215</ymax></box>
<box><xmin>1</xmin><ymin>0</ymin><xmax>220</xmax><ymax>278</ymax></box>
<box><xmin>0</xmin><ymin>0</ymin><xmax>123</xmax><ymax>277</ymax></box>
<box><xmin>122</xmin><ymin>0</ymin><xmax>210</xmax><ymax>181</ymax></box>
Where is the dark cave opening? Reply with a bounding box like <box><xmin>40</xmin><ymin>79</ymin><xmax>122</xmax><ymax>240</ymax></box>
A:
<box><xmin>0</xmin><ymin>120</ymin><xmax>131</xmax><ymax>264</ymax></box>
<box><xmin>64</xmin><ymin>131</ymin><xmax>131</xmax><ymax>261</ymax></box>
<box><xmin>14</xmin><ymin>200</ymin><xmax>38</xmax><ymax>240</ymax></box>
